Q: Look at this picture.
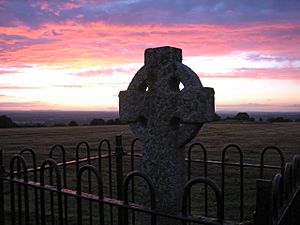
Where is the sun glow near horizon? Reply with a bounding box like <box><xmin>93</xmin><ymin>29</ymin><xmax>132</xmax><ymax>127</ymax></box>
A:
<box><xmin>1</xmin><ymin>57</ymin><xmax>300</xmax><ymax>112</ymax></box>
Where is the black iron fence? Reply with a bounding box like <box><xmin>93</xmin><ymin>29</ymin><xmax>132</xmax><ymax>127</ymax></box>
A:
<box><xmin>0</xmin><ymin>135</ymin><xmax>299</xmax><ymax>225</ymax></box>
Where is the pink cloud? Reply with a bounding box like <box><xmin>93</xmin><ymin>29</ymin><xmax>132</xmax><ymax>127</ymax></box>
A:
<box><xmin>0</xmin><ymin>69</ymin><xmax>20</xmax><ymax>75</ymax></box>
<box><xmin>0</xmin><ymin>20</ymin><xmax>300</xmax><ymax>80</ymax></box>
<box><xmin>202</xmin><ymin>68</ymin><xmax>300</xmax><ymax>80</ymax></box>
<box><xmin>0</xmin><ymin>85</ymin><xmax>41</xmax><ymax>89</ymax></box>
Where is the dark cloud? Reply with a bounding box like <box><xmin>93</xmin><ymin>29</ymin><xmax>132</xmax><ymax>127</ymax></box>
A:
<box><xmin>0</xmin><ymin>33</ymin><xmax>53</xmax><ymax>55</ymax></box>
<box><xmin>245</xmin><ymin>53</ymin><xmax>289</xmax><ymax>62</ymax></box>
<box><xmin>53</xmin><ymin>84</ymin><xmax>86</xmax><ymax>88</ymax></box>
<box><xmin>238</xmin><ymin>103</ymin><xmax>271</xmax><ymax>107</ymax></box>
<box><xmin>2</xmin><ymin>0</ymin><xmax>300</xmax><ymax>27</ymax></box>
<box><xmin>217</xmin><ymin>103</ymin><xmax>274</xmax><ymax>108</ymax></box>
<box><xmin>72</xmin><ymin>68</ymin><xmax>137</xmax><ymax>77</ymax></box>
<box><xmin>0</xmin><ymin>101</ymin><xmax>49</xmax><ymax>108</ymax></box>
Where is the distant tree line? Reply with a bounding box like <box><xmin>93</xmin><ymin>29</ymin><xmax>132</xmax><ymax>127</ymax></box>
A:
<box><xmin>89</xmin><ymin>118</ymin><xmax>121</xmax><ymax>126</ymax></box>
<box><xmin>1</xmin><ymin>113</ymin><xmax>300</xmax><ymax>129</ymax></box>
<box><xmin>214</xmin><ymin>112</ymin><xmax>255</xmax><ymax>122</ymax></box>
<box><xmin>213</xmin><ymin>112</ymin><xmax>300</xmax><ymax>123</ymax></box>
<box><xmin>0</xmin><ymin>115</ymin><xmax>124</xmax><ymax>128</ymax></box>
<box><xmin>266</xmin><ymin>117</ymin><xmax>293</xmax><ymax>123</ymax></box>
<box><xmin>53</xmin><ymin>118</ymin><xmax>123</xmax><ymax>127</ymax></box>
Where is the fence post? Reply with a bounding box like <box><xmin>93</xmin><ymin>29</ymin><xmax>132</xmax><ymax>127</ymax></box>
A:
<box><xmin>253</xmin><ymin>179</ymin><xmax>273</xmax><ymax>225</ymax></box>
<box><xmin>116</xmin><ymin>135</ymin><xmax>124</xmax><ymax>225</ymax></box>
<box><xmin>0</xmin><ymin>149</ymin><xmax>5</xmax><ymax>225</ymax></box>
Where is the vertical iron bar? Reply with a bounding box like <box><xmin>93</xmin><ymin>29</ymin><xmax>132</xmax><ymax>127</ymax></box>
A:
<box><xmin>62</xmin><ymin>159</ymin><xmax>68</xmax><ymax>225</ymax></box>
<box><xmin>0</xmin><ymin>149</ymin><xmax>5</xmax><ymax>225</ymax></box>
<box><xmin>253</xmin><ymin>179</ymin><xmax>272</xmax><ymax>225</ymax></box>
<box><xmin>116</xmin><ymin>135</ymin><xmax>124</xmax><ymax>225</ymax></box>
<box><xmin>187</xmin><ymin>146</ymin><xmax>192</xmax><ymax>222</ymax></box>
<box><xmin>24</xmin><ymin>181</ymin><xmax>29</xmax><ymax>225</ymax></box>
<box><xmin>32</xmin><ymin>154</ymin><xmax>39</xmax><ymax>225</ymax></box>
<box><xmin>221</xmin><ymin>158</ymin><xmax>225</xmax><ymax>220</ymax></box>
<box><xmin>17</xmin><ymin>161</ymin><xmax>22</xmax><ymax>225</ymax></box>
<box><xmin>240</xmin><ymin>158</ymin><xmax>244</xmax><ymax>222</ymax></box>
<box><xmin>10</xmin><ymin>176</ymin><xmax>16</xmax><ymax>225</ymax></box>
<box><xmin>88</xmin><ymin>158</ymin><xmax>92</xmax><ymax>225</ymax></box>
<box><xmin>75</xmin><ymin>148</ymin><xmax>82</xmax><ymax>225</ymax></box>
<box><xmin>57</xmin><ymin>190</ymin><xmax>63</xmax><ymax>225</ymax></box>
<box><xmin>40</xmin><ymin>175</ymin><xmax>46</xmax><ymax>225</ymax></box>
<box><xmin>49</xmin><ymin>168</ymin><xmax>55</xmax><ymax>225</ymax></box>
<box><xmin>108</xmin><ymin>143</ymin><xmax>113</xmax><ymax>225</ymax></box>
<box><xmin>131</xmin><ymin>139</ymin><xmax>138</xmax><ymax>225</ymax></box>
<box><xmin>204</xmin><ymin>153</ymin><xmax>208</xmax><ymax>217</ymax></box>
<box><xmin>77</xmin><ymin>194</ymin><xmax>82</xmax><ymax>225</ymax></box>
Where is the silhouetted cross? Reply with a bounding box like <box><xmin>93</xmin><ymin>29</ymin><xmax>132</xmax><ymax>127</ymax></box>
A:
<box><xmin>119</xmin><ymin>46</ymin><xmax>214</xmax><ymax>225</ymax></box>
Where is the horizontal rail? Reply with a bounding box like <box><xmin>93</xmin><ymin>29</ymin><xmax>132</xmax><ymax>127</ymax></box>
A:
<box><xmin>10</xmin><ymin>153</ymin><xmax>114</xmax><ymax>175</ymax></box>
<box><xmin>7</xmin><ymin>153</ymin><xmax>282</xmax><ymax>176</ymax></box>
<box><xmin>2</xmin><ymin>177</ymin><xmax>236</xmax><ymax>225</ymax></box>
<box><xmin>188</xmin><ymin>159</ymin><xmax>282</xmax><ymax>170</ymax></box>
<box><xmin>125</xmin><ymin>154</ymin><xmax>282</xmax><ymax>170</ymax></box>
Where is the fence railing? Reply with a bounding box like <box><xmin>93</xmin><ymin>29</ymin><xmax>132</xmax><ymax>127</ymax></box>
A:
<box><xmin>0</xmin><ymin>135</ymin><xmax>299</xmax><ymax>225</ymax></box>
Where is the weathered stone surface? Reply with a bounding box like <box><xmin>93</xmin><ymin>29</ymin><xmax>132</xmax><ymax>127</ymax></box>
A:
<box><xmin>119</xmin><ymin>46</ymin><xmax>215</xmax><ymax>225</ymax></box>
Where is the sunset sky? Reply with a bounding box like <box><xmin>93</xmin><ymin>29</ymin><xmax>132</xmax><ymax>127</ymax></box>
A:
<box><xmin>1</xmin><ymin>0</ymin><xmax>300</xmax><ymax>112</ymax></box>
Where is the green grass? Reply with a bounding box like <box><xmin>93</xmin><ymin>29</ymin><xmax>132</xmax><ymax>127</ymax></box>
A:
<box><xmin>0</xmin><ymin>122</ymin><xmax>300</xmax><ymax>224</ymax></box>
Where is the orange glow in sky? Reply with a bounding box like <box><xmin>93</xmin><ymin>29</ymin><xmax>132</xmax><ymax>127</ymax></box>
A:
<box><xmin>1</xmin><ymin>1</ymin><xmax>300</xmax><ymax>112</ymax></box>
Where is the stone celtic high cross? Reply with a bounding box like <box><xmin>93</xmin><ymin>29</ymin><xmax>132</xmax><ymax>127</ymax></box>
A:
<box><xmin>119</xmin><ymin>46</ymin><xmax>214</xmax><ymax>224</ymax></box>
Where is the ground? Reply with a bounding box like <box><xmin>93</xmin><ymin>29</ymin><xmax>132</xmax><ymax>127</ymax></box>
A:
<box><xmin>0</xmin><ymin>122</ymin><xmax>299</xmax><ymax>223</ymax></box>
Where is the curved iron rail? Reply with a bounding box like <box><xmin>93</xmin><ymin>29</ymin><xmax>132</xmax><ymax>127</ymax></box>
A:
<box><xmin>49</xmin><ymin>144</ymin><xmax>68</xmax><ymax>225</ymax></box>
<box><xmin>123</xmin><ymin>170</ymin><xmax>156</xmax><ymax>225</ymax></box>
<box><xmin>260</xmin><ymin>146</ymin><xmax>285</xmax><ymax>179</ymax></box>
<box><xmin>10</xmin><ymin>154</ymin><xmax>29</xmax><ymax>225</ymax></box>
<box><xmin>182</xmin><ymin>177</ymin><xmax>224</xmax><ymax>224</ymax></box>
<box><xmin>272</xmin><ymin>173</ymin><xmax>283</xmax><ymax>222</ymax></box>
<box><xmin>130</xmin><ymin>138</ymin><xmax>140</xmax><ymax>225</ymax></box>
<box><xmin>39</xmin><ymin>159</ymin><xmax>63</xmax><ymax>225</ymax></box>
<box><xmin>221</xmin><ymin>144</ymin><xmax>244</xmax><ymax>221</ymax></box>
<box><xmin>75</xmin><ymin>141</ymin><xmax>93</xmax><ymax>224</ymax></box>
<box><xmin>187</xmin><ymin>142</ymin><xmax>208</xmax><ymax>217</ymax></box>
<box><xmin>98</xmin><ymin>139</ymin><xmax>113</xmax><ymax>224</ymax></box>
<box><xmin>19</xmin><ymin>148</ymin><xmax>39</xmax><ymax>225</ymax></box>
<box><xmin>77</xmin><ymin>164</ymin><xmax>104</xmax><ymax>225</ymax></box>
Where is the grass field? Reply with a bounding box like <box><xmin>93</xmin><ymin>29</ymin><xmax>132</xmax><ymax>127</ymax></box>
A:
<box><xmin>1</xmin><ymin>122</ymin><xmax>300</xmax><ymax>164</ymax></box>
<box><xmin>0</xmin><ymin>122</ymin><xmax>300</xmax><ymax>223</ymax></box>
